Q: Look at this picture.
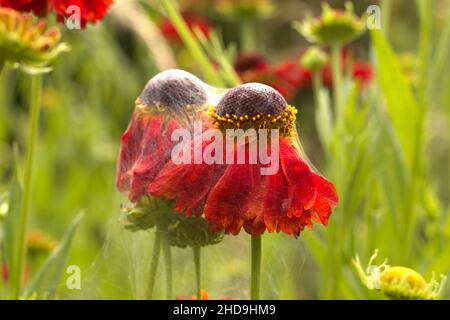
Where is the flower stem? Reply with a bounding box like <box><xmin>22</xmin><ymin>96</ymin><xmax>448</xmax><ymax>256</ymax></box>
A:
<box><xmin>12</xmin><ymin>74</ymin><xmax>42</xmax><ymax>299</ymax></box>
<box><xmin>160</xmin><ymin>223</ymin><xmax>172</xmax><ymax>300</ymax></box>
<box><xmin>331</xmin><ymin>44</ymin><xmax>343</xmax><ymax>121</ymax></box>
<box><xmin>193</xmin><ymin>245</ymin><xmax>201</xmax><ymax>300</ymax></box>
<box><xmin>241</xmin><ymin>18</ymin><xmax>256</xmax><ymax>52</ymax></box>
<box><xmin>251</xmin><ymin>235</ymin><xmax>261</xmax><ymax>300</ymax></box>
<box><xmin>146</xmin><ymin>230</ymin><xmax>161</xmax><ymax>300</ymax></box>
<box><xmin>312</xmin><ymin>72</ymin><xmax>321</xmax><ymax>106</ymax></box>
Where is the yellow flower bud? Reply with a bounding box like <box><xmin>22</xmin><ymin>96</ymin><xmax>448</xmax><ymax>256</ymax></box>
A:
<box><xmin>353</xmin><ymin>250</ymin><xmax>447</xmax><ymax>300</ymax></box>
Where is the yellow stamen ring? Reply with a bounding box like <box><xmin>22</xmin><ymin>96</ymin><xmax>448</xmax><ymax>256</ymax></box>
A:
<box><xmin>208</xmin><ymin>105</ymin><xmax>298</xmax><ymax>137</ymax></box>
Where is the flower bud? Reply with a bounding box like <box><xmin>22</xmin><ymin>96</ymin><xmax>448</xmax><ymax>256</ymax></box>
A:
<box><xmin>293</xmin><ymin>2</ymin><xmax>365</xmax><ymax>46</ymax></box>
<box><xmin>353</xmin><ymin>250</ymin><xmax>447</xmax><ymax>300</ymax></box>
<box><xmin>301</xmin><ymin>46</ymin><xmax>328</xmax><ymax>72</ymax></box>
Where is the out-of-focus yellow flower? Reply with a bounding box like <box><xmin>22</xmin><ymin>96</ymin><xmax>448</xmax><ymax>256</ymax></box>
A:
<box><xmin>0</xmin><ymin>7</ymin><xmax>69</xmax><ymax>72</ymax></box>
<box><xmin>300</xmin><ymin>46</ymin><xmax>328</xmax><ymax>72</ymax></box>
<box><xmin>353</xmin><ymin>250</ymin><xmax>447</xmax><ymax>300</ymax></box>
<box><xmin>27</xmin><ymin>229</ymin><xmax>58</xmax><ymax>257</ymax></box>
<box><xmin>293</xmin><ymin>2</ymin><xmax>365</xmax><ymax>46</ymax></box>
<box><xmin>215</xmin><ymin>0</ymin><xmax>275</xmax><ymax>20</ymax></box>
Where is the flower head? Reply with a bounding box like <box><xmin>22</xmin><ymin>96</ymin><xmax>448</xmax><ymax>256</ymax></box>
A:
<box><xmin>0</xmin><ymin>0</ymin><xmax>48</xmax><ymax>16</ymax></box>
<box><xmin>116</xmin><ymin>69</ymin><xmax>209</xmax><ymax>202</ymax></box>
<box><xmin>353</xmin><ymin>250</ymin><xmax>447</xmax><ymax>300</ymax></box>
<box><xmin>293</xmin><ymin>2</ymin><xmax>365</xmax><ymax>46</ymax></box>
<box><xmin>150</xmin><ymin>83</ymin><xmax>339</xmax><ymax>237</ymax></box>
<box><xmin>0</xmin><ymin>8</ymin><xmax>69</xmax><ymax>71</ymax></box>
<box><xmin>215</xmin><ymin>0</ymin><xmax>275</xmax><ymax>20</ymax></box>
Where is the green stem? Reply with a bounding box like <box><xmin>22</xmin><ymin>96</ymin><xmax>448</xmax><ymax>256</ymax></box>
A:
<box><xmin>160</xmin><ymin>224</ymin><xmax>172</xmax><ymax>300</ymax></box>
<box><xmin>312</xmin><ymin>72</ymin><xmax>321</xmax><ymax>106</ymax></box>
<box><xmin>12</xmin><ymin>74</ymin><xmax>42</xmax><ymax>299</ymax></box>
<box><xmin>193</xmin><ymin>245</ymin><xmax>201</xmax><ymax>300</ymax></box>
<box><xmin>331</xmin><ymin>44</ymin><xmax>344</xmax><ymax>121</ymax></box>
<box><xmin>250</xmin><ymin>235</ymin><xmax>261</xmax><ymax>300</ymax></box>
<box><xmin>160</xmin><ymin>0</ymin><xmax>223</xmax><ymax>87</ymax></box>
<box><xmin>146</xmin><ymin>230</ymin><xmax>161</xmax><ymax>300</ymax></box>
<box><xmin>241</xmin><ymin>18</ymin><xmax>256</xmax><ymax>52</ymax></box>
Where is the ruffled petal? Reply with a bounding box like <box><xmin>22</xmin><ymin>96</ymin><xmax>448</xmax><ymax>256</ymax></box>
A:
<box><xmin>149</xmin><ymin>129</ymin><xmax>226</xmax><ymax>217</ymax></box>
<box><xmin>312</xmin><ymin>174</ymin><xmax>339</xmax><ymax>225</ymax></box>
<box><xmin>116</xmin><ymin>112</ymin><xmax>155</xmax><ymax>192</ymax></box>
<box><xmin>280</xmin><ymin>141</ymin><xmax>316</xmax><ymax>217</ymax></box>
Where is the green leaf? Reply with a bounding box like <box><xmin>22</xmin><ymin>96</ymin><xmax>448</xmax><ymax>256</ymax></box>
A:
<box><xmin>24</xmin><ymin>212</ymin><xmax>84</xmax><ymax>299</ymax></box>
<box><xmin>371</xmin><ymin>29</ymin><xmax>421</xmax><ymax>171</ymax></box>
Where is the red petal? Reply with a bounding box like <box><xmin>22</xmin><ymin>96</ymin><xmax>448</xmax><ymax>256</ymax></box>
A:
<box><xmin>116</xmin><ymin>112</ymin><xmax>157</xmax><ymax>192</ymax></box>
<box><xmin>280</xmin><ymin>142</ymin><xmax>316</xmax><ymax>217</ymax></box>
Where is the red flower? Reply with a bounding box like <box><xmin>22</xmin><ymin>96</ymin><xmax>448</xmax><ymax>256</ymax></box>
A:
<box><xmin>0</xmin><ymin>0</ymin><xmax>47</xmax><ymax>15</ymax></box>
<box><xmin>234</xmin><ymin>52</ymin><xmax>269</xmax><ymax>74</ymax></box>
<box><xmin>234</xmin><ymin>54</ymin><xmax>302</xmax><ymax>100</ymax></box>
<box><xmin>116</xmin><ymin>70</ymin><xmax>209</xmax><ymax>202</ymax></box>
<box><xmin>352</xmin><ymin>61</ymin><xmax>373</xmax><ymax>89</ymax></box>
<box><xmin>160</xmin><ymin>13</ymin><xmax>212</xmax><ymax>43</ymax></box>
<box><xmin>149</xmin><ymin>83</ymin><xmax>338</xmax><ymax>237</ymax></box>
<box><xmin>51</xmin><ymin>0</ymin><xmax>114</xmax><ymax>28</ymax></box>
<box><xmin>0</xmin><ymin>0</ymin><xmax>114</xmax><ymax>27</ymax></box>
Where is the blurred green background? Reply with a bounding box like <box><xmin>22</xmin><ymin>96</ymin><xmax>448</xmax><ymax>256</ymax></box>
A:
<box><xmin>0</xmin><ymin>0</ymin><xmax>449</xmax><ymax>299</ymax></box>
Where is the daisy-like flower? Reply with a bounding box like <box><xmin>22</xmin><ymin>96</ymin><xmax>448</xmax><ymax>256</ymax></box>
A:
<box><xmin>293</xmin><ymin>2</ymin><xmax>365</xmax><ymax>46</ymax></box>
<box><xmin>150</xmin><ymin>83</ymin><xmax>338</xmax><ymax>237</ymax></box>
<box><xmin>116</xmin><ymin>69</ymin><xmax>209</xmax><ymax>202</ymax></box>
<box><xmin>0</xmin><ymin>7</ymin><xmax>68</xmax><ymax>71</ymax></box>
<box><xmin>353</xmin><ymin>250</ymin><xmax>447</xmax><ymax>300</ymax></box>
<box><xmin>116</xmin><ymin>69</ymin><xmax>224</xmax><ymax>252</ymax></box>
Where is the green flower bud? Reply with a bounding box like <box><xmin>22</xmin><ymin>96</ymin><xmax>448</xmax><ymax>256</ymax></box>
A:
<box><xmin>301</xmin><ymin>46</ymin><xmax>328</xmax><ymax>72</ymax></box>
<box><xmin>293</xmin><ymin>2</ymin><xmax>365</xmax><ymax>46</ymax></box>
<box><xmin>353</xmin><ymin>250</ymin><xmax>447</xmax><ymax>300</ymax></box>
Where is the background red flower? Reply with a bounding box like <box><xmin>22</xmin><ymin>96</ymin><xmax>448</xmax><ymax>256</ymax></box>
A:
<box><xmin>51</xmin><ymin>0</ymin><xmax>114</xmax><ymax>28</ymax></box>
<box><xmin>160</xmin><ymin>13</ymin><xmax>212</xmax><ymax>43</ymax></box>
<box><xmin>0</xmin><ymin>0</ymin><xmax>47</xmax><ymax>15</ymax></box>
